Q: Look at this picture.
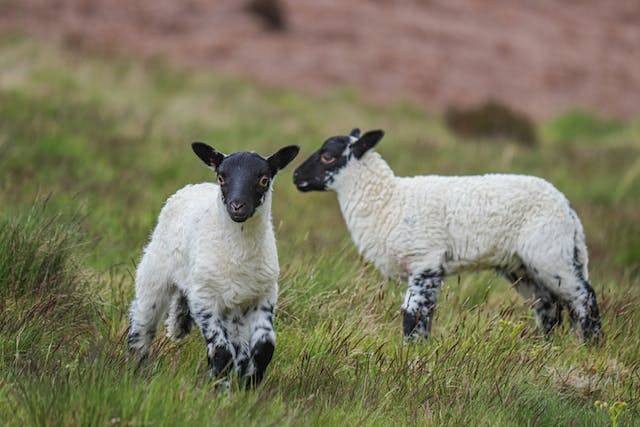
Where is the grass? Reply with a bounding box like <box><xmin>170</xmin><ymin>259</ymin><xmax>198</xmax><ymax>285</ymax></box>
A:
<box><xmin>0</xmin><ymin>36</ymin><xmax>639</xmax><ymax>426</ymax></box>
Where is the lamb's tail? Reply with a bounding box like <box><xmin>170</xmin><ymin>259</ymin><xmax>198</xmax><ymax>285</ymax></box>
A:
<box><xmin>165</xmin><ymin>290</ymin><xmax>193</xmax><ymax>341</ymax></box>
<box><xmin>570</xmin><ymin>208</ymin><xmax>589</xmax><ymax>282</ymax></box>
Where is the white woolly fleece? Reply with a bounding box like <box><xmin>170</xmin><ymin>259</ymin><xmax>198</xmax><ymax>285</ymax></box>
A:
<box><xmin>135</xmin><ymin>182</ymin><xmax>279</xmax><ymax>312</ymax></box>
<box><xmin>329</xmin><ymin>151</ymin><xmax>588</xmax><ymax>304</ymax></box>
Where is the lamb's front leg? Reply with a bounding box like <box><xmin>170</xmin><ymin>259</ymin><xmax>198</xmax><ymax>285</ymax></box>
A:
<box><xmin>402</xmin><ymin>269</ymin><xmax>443</xmax><ymax>341</ymax></box>
<box><xmin>189</xmin><ymin>297</ymin><xmax>235</xmax><ymax>383</ymax></box>
<box><xmin>243</xmin><ymin>295</ymin><xmax>276</xmax><ymax>388</ymax></box>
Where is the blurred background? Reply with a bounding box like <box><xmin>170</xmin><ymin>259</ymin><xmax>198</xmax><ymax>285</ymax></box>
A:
<box><xmin>1</xmin><ymin>1</ymin><xmax>639</xmax><ymax>425</ymax></box>
<box><xmin>3</xmin><ymin>0</ymin><xmax>640</xmax><ymax>119</ymax></box>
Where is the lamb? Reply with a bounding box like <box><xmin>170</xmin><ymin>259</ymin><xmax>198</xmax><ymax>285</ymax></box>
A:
<box><xmin>293</xmin><ymin>128</ymin><xmax>602</xmax><ymax>343</ymax></box>
<box><xmin>128</xmin><ymin>141</ymin><xmax>299</xmax><ymax>387</ymax></box>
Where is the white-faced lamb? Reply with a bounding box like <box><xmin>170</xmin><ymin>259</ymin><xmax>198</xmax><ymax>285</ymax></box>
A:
<box><xmin>128</xmin><ymin>141</ymin><xmax>299</xmax><ymax>387</ymax></box>
<box><xmin>293</xmin><ymin>128</ymin><xmax>602</xmax><ymax>342</ymax></box>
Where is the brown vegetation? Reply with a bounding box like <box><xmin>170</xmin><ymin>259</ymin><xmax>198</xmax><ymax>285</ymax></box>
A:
<box><xmin>1</xmin><ymin>0</ymin><xmax>639</xmax><ymax>119</ymax></box>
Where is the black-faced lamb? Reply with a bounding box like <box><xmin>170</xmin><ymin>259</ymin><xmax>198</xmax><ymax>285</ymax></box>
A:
<box><xmin>293</xmin><ymin>128</ymin><xmax>601</xmax><ymax>342</ymax></box>
<box><xmin>128</xmin><ymin>141</ymin><xmax>299</xmax><ymax>387</ymax></box>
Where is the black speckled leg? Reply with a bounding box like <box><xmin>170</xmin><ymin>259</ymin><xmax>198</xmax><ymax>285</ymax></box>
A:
<box><xmin>401</xmin><ymin>269</ymin><xmax>443</xmax><ymax>341</ymax></box>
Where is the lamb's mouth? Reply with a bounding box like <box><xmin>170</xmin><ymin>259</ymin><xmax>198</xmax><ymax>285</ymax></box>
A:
<box><xmin>295</xmin><ymin>180</ymin><xmax>324</xmax><ymax>192</ymax></box>
<box><xmin>296</xmin><ymin>181</ymin><xmax>311</xmax><ymax>191</ymax></box>
<box><xmin>229</xmin><ymin>212</ymin><xmax>250</xmax><ymax>223</ymax></box>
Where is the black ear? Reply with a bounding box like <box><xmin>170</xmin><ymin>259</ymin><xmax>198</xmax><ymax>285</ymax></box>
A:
<box><xmin>351</xmin><ymin>130</ymin><xmax>385</xmax><ymax>159</ymax></box>
<box><xmin>267</xmin><ymin>145</ymin><xmax>300</xmax><ymax>175</ymax></box>
<box><xmin>192</xmin><ymin>142</ymin><xmax>226</xmax><ymax>170</ymax></box>
<box><xmin>349</xmin><ymin>128</ymin><xmax>361</xmax><ymax>139</ymax></box>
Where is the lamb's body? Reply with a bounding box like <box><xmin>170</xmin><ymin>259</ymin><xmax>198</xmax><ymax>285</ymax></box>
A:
<box><xmin>128</xmin><ymin>183</ymin><xmax>279</xmax><ymax>384</ymax></box>
<box><xmin>332</xmin><ymin>151</ymin><xmax>601</xmax><ymax>341</ymax></box>
<box><xmin>341</xmin><ymin>159</ymin><xmax>583</xmax><ymax>281</ymax></box>
<box><xmin>139</xmin><ymin>183</ymin><xmax>279</xmax><ymax>309</ymax></box>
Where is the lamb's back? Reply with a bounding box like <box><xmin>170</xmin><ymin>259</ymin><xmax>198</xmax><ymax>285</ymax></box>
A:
<box><xmin>398</xmin><ymin>173</ymin><xmax>568</xmax><ymax>223</ymax></box>
<box><xmin>392</xmin><ymin>174</ymin><xmax>573</xmax><ymax>271</ymax></box>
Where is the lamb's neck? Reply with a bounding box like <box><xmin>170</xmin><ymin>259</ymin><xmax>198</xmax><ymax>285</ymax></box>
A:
<box><xmin>334</xmin><ymin>152</ymin><xmax>399</xmax><ymax>259</ymax></box>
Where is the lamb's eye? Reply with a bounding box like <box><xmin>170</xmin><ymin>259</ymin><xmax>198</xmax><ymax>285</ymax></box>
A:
<box><xmin>218</xmin><ymin>175</ymin><xmax>225</xmax><ymax>185</ymax></box>
<box><xmin>258</xmin><ymin>175</ymin><xmax>270</xmax><ymax>187</ymax></box>
<box><xmin>320</xmin><ymin>153</ymin><xmax>335</xmax><ymax>164</ymax></box>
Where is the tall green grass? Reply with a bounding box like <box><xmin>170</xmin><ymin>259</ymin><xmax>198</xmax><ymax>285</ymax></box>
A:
<box><xmin>0</xmin><ymin>203</ymin><xmax>95</xmax><ymax>371</ymax></box>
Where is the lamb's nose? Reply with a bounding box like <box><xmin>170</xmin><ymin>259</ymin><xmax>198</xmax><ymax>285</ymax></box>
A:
<box><xmin>230</xmin><ymin>201</ymin><xmax>245</xmax><ymax>213</ymax></box>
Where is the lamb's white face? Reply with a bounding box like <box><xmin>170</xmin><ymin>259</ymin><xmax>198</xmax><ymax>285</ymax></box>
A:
<box><xmin>293</xmin><ymin>128</ymin><xmax>385</xmax><ymax>192</ymax></box>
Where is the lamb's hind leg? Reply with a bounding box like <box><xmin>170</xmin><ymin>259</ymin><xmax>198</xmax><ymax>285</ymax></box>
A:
<box><xmin>165</xmin><ymin>290</ymin><xmax>193</xmax><ymax>341</ymax></box>
<box><xmin>568</xmin><ymin>280</ymin><xmax>601</xmax><ymax>342</ymax></box>
<box><xmin>533</xmin><ymin>267</ymin><xmax>602</xmax><ymax>343</ymax></box>
<box><xmin>128</xmin><ymin>253</ymin><xmax>173</xmax><ymax>362</ymax></box>
<box><xmin>501</xmin><ymin>270</ymin><xmax>563</xmax><ymax>335</ymax></box>
<box><xmin>520</xmin><ymin>247</ymin><xmax>602</xmax><ymax>343</ymax></box>
<box><xmin>127</xmin><ymin>283</ymin><xmax>171</xmax><ymax>362</ymax></box>
<box><xmin>402</xmin><ymin>268</ymin><xmax>443</xmax><ymax>340</ymax></box>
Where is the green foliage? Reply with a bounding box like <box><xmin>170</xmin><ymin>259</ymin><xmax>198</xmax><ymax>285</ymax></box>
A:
<box><xmin>0</xmin><ymin>203</ymin><xmax>76</xmax><ymax>299</ymax></box>
<box><xmin>595</xmin><ymin>400</ymin><xmax>628</xmax><ymax>427</ymax></box>
<box><xmin>0</xmin><ymin>203</ymin><xmax>97</xmax><ymax>376</ymax></box>
<box><xmin>545</xmin><ymin>110</ymin><xmax>627</xmax><ymax>142</ymax></box>
<box><xmin>0</xmin><ymin>37</ymin><xmax>639</xmax><ymax>426</ymax></box>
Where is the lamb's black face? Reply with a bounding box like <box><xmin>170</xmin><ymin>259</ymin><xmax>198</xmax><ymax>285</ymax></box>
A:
<box><xmin>293</xmin><ymin>128</ymin><xmax>385</xmax><ymax>192</ymax></box>
<box><xmin>192</xmin><ymin>142</ymin><xmax>299</xmax><ymax>223</ymax></box>
<box><xmin>216</xmin><ymin>153</ymin><xmax>272</xmax><ymax>222</ymax></box>
<box><xmin>293</xmin><ymin>135</ymin><xmax>352</xmax><ymax>192</ymax></box>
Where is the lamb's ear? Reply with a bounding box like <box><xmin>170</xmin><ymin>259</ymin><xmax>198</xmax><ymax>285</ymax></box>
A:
<box><xmin>267</xmin><ymin>145</ymin><xmax>300</xmax><ymax>175</ymax></box>
<box><xmin>192</xmin><ymin>142</ymin><xmax>226</xmax><ymax>170</ymax></box>
<box><xmin>351</xmin><ymin>130</ymin><xmax>385</xmax><ymax>159</ymax></box>
<box><xmin>349</xmin><ymin>128</ymin><xmax>361</xmax><ymax>139</ymax></box>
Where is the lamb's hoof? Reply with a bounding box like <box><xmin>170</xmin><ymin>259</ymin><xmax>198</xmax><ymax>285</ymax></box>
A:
<box><xmin>242</xmin><ymin>375</ymin><xmax>259</xmax><ymax>390</ymax></box>
<box><xmin>403</xmin><ymin>311</ymin><xmax>418</xmax><ymax>337</ymax></box>
<box><xmin>402</xmin><ymin>333</ymin><xmax>429</xmax><ymax>345</ymax></box>
<box><xmin>165</xmin><ymin>328</ymin><xmax>187</xmax><ymax>342</ymax></box>
<box><xmin>402</xmin><ymin>311</ymin><xmax>431</xmax><ymax>342</ymax></box>
<box><xmin>127</xmin><ymin>350</ymin><xmax>149</xmax><ymax>371</ymax></box>
<box><xmin>579</xmin><ymin>327</ymin><xmax>604</xmax><ymax>346</ymax></box>
<box><xmin>212</xmin><ymin>377</ymin><xmax>231</xmax><ymax>395</ymax></box>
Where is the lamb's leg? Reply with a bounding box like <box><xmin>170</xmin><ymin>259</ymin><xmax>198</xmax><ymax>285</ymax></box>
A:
<box><xmin>165</xmin><ymin>290</ymin><xmax>193</xmax><ymax>341</ymax></box>
<box><xmin>242</xmin><ymin>296</ymin><xmax>276</xmax><ymax>388</ymax></box>
<box><xmin>567</xmin><ymin>281</ymin><xmax>601</xmax><ymax>342</ymax></box>
<box><xmin>127</xmin><ymin>284</ymin><xmax>171</xmax><ymax>362</ymax></box>
<box><xmin>501</xmin><ymin>270</ymin><xmax>563</xmax><ymax>335</ymax></box>
<box><xmin>189</xmin><ymin>296</ymin><xmax>235</xmax><ymax>383</ymax></box>
<box><xmin>529</xmin><ymin>289</ymin><xmax>563</xmax><ymax>336</ymax></box>
<box><xmin>402</xmin><ymin>269</ymin><xmax>443</xmax><ymax>341</ymax></box>
<box><xmin>539</xmin><ymin>269</ymin><xmax>602</xmax><ymax>343</ymax></box>
<box><xmin>227</xmin><ymin>313</ymin><xmax>252</xmax><ymax>383</ymax></box>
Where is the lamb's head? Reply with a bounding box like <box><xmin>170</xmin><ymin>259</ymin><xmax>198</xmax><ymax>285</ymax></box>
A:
<box><xmin>192</xmin><ymin>142</ymin><xmax>299</xmax><ymax>222</ymax></box>
<box><xmin>293</xmin><ymin>128</ymin><xmax>384</xmax><ymax>192</ymax></box>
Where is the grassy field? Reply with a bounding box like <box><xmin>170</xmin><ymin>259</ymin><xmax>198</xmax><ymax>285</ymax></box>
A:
<box><xmin>1</xmin><ymin>36</ymin><xmax>639</xmax><ymax>426</ymax></box>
